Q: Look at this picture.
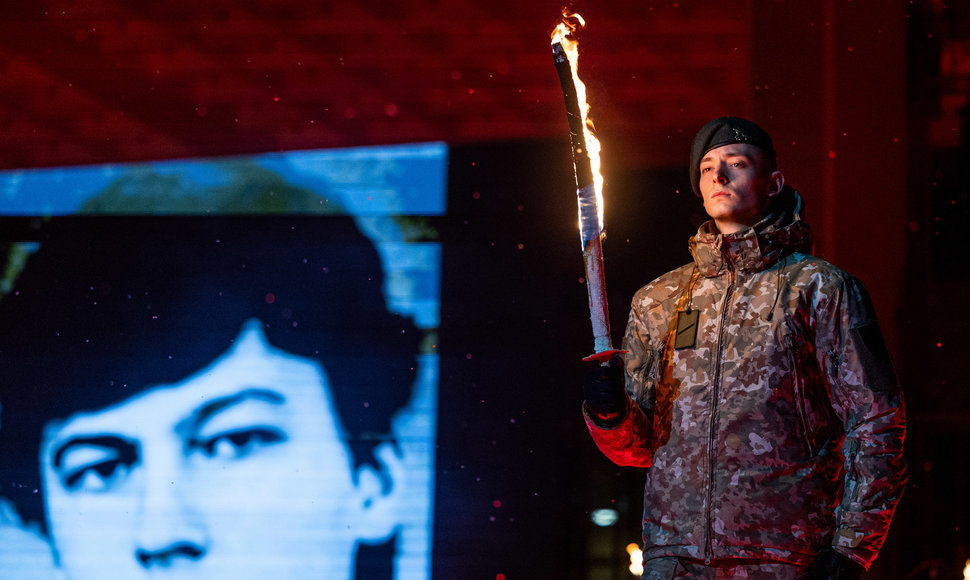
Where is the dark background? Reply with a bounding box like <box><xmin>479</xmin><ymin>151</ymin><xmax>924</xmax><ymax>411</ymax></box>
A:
<box><xmin>2</xmin><ymin>1</ymin><xmax>967</xmax><ymax>578</ymax></box>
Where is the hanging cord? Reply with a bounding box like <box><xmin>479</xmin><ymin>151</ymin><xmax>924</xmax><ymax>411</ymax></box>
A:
<box><xmin>683</xmin><ymin>263</ymin><xmax>699</xmax><ymax>313</ymax></box>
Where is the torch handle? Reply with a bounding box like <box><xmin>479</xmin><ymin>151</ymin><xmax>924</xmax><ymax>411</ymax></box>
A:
<box><xmin>583</xmin><ymin>232</ymin><xmax>612</xmax><ymax>353</ymax></box>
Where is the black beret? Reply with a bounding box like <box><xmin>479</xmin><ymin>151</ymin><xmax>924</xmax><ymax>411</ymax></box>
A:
<box><xmin>689</xmin><ymin>117</ymin><xmax>776</xmax><ymax>197</ymax></box>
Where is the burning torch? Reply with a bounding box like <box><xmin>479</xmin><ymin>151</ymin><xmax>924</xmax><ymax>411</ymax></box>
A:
<box><xmin>551</xmin><ymin>11</ymin><xmax>623</xmax><ymax>363</ymax></box>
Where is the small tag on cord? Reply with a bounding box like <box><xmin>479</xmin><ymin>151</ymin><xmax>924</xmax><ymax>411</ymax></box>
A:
<box><xmin>674</xmin><ymin>309</ymin><xmax>699</xmax><ymax>350</ymax></box>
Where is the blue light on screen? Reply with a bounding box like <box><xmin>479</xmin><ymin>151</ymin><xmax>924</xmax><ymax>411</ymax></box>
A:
<box><xmin>0</xmin><ymin>142</ymin><xmax>446</xmax><ymax>580</ymax></box>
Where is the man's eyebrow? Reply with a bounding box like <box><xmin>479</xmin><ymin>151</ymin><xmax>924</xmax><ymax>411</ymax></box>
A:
<box><xmin>701</xmin><ymin>150</ymin><xmax>752</xmax><ymax>163</ymax></box>
<box><xmin>51</xmin><ymin>435</ymin><xmax>138</xmax><ymax>469</ymax></box>
<box><xmin>183</xmin><ymin>388</ymin><xmax>286</xmax><ymax>431</ymax></box>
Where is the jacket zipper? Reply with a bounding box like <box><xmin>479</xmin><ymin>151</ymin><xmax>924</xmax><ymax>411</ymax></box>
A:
<box><xmin>786</xmin><ymin>333</ymin><xmax>816</xmax><ymax>457</ymax></box>
<box><xmin>632</xmin><ymin>338</ymin><xmax>668</xmax><ymax>407</ymax></box>
<box><xmin>651</xmin><ymin>337</ymin><xmax>669</xmax><ymax>382</ymax></box>
<box><xmin>705</xmin><ymin>268</ymin><xmax>735</xmax><ymax>564</ymax></box>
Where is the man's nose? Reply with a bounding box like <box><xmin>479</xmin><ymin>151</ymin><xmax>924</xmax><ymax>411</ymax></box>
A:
<box><xmin>133</xmin><ymin>458</ymin><xmax>209</xmax><ymax>570</ymax></box>
<box><xmin>713</xmin><ymin>167</ymin><xmax>728</xmax><ymax>184</ymax></box>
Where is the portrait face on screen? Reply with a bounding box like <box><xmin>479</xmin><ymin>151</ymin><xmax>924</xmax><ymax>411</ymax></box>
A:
<box><xmin>0</xmin><ymin>144</ymin><xmax>444</xmax><ymax>580</ymax></box>
<box><xmin>0</xmin><ymin>216</ymin><xmax>427</xmax><ymax>580</ymax></box>
<box><xmin>40</xmin><ymin>319</ymin><xmax>401</xmax><ymax>580</ymax></box>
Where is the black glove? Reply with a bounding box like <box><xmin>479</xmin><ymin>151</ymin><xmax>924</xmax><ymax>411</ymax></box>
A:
<box><xmin>583</xmin><ymin>354</ymin><xmax>627</xmax><ymax>423</ymax></box>
<box><xmin>803</xmin><ymin>548</ymin><xmax>865</xmax><ymax>580</ymax></box>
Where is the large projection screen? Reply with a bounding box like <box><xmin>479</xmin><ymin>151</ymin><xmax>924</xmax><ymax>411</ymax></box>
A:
<box><xmin>0</xmin><ymin>142</ymin><xmax>446</xmax><ymax>580</ymax></box>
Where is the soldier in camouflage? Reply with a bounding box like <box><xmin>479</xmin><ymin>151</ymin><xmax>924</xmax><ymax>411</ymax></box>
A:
<box><xmin>583</xmin><ymin>117</ymin><xmax>907</xmax><ymax>579</ymax></box>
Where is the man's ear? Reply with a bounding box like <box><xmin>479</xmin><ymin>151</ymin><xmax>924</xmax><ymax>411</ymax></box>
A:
<box><xmin>767</xmin><ymin>170</ymin><xmax>785</xmax><ymax>198</ymax></box>
<box><xmin>351</xmin><ymin>441</ymin><xmax>404</xmax><ymax>542</ymax></box>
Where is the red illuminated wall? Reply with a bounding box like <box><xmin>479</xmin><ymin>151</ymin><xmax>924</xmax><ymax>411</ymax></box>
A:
<box><xmin>0</xmin><ymin>1</ymin><xmax>906</xmax><ymax>322</ymax></box>
<box><xmin>0</xmin><ymin>1</ymin><xmax>753</xmax><ymax>169</ymax></box>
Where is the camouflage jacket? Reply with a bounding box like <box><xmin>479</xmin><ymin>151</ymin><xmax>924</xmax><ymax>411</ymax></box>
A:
<box><xmin>584</xmin><ymin>190</ymin><xmax>906</xmax><ymax>569</ymax></box>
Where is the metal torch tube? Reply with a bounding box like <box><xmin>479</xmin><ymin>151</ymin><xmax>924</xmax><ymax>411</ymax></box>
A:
<box><xmin>552</xmin><ymin>42</ymin><xmax>593</xmax><ymax>191</ymax></box>
<box><xmin>553</xmin><ymin>41</ymin><xmax>614</xmax><ymax>356</ymax></box>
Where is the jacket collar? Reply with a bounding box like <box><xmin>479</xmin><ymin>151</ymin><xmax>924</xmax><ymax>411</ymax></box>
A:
<box><xmin>688</xmin><ymin>187</ymin><xmax>813</xmax><ymax>277</ymax></box>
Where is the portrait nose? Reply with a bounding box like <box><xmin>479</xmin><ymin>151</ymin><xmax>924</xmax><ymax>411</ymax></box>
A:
<box><xmin>713</xmin><ymin>167</ymin><xmax>728</xmax><ymax>184</ymax></box>
<box><xmin>136</xmin><ymin>542</ymin><xmax>206</xmax><ymax>569</ymax></box>
<box><xmin>133</xmin><ymin>458</ymin><xmax>209</xmax><ymax>570</ymax></box>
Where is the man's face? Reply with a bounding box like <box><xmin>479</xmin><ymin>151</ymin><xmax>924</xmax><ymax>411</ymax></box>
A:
<box><xmin>697</xmin><ymin>143</ymin><xmax>781</xmax><ymax>234</ymax></box>
<box><xmin>40</xmin><ymin>320</ymin><xmax>395</xmax><ymax>580</ymax></box>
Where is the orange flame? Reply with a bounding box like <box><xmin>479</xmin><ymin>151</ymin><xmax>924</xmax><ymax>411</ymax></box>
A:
<box><xmin>551</xmin><ymin>9</ymin><xmax>604</xmax><ymax>231</ymax></box>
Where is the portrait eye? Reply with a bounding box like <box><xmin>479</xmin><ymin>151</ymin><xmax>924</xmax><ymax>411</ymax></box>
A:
<box><xmin>62</xmin><ymin>457</ymin><xmax>134</xmax><ymax>492</ymax></box>
<box><xmin>191</xmin><ymin>427</ymin><xmax>287</xmax><ymax>461</ymax></box>
<box><xmin>53</xmin><ymin>438</ymin><xmax>139</xmax><ymax>493</ymax></box>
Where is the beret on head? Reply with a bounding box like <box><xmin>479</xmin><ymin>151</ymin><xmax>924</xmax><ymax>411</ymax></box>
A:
<box><xmin>689</xmin><ymin>116</ymin><xmax>776</xmax><ymax>196</ymax></box>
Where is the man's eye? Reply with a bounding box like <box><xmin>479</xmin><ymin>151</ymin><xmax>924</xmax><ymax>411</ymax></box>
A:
<box><xmin>191</xmin><ymin>428</ymin><xmax>287</xmax><ymax>460</ymax></box>
<box><xmin>701</xmin><ymin>167</ymin><xmax>712</xmax><ymax>173</ymax></box>
<box><xmin>63</xmin><ymin>460</ymin><xmax>133</xmax><ymax>492</ymax></box>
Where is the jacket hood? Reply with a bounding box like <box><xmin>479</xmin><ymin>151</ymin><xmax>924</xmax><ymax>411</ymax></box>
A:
<box><xmin>689</xmin><ymin>185</ymin><xmax>813</xmax><ymax>276</ymax></box>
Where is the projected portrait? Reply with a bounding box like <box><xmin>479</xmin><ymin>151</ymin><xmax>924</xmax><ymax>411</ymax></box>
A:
<box><xmin>0</xmin><ymin>216</ymin><xmax>424</xmax><ymax>580</ymax></box>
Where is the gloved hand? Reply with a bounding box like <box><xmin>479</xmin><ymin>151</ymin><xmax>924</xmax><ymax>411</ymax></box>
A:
<box><xmin>803</xmin><ymin>548</ymin><xmax>865</xmax><ymax>580</ymax></box>
<box><xmin>583</xmin><ymin>354</ymin><xmax>627</xmax><ymax>424</ymax></box>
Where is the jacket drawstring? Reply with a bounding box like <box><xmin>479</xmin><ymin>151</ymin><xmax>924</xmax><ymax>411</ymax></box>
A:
<box><xmin>684</xmin><ymin>264</ymin><xmax>699</xmax><ymax>313</ymax></box>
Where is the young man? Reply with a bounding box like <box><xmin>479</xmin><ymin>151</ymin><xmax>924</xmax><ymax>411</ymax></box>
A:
<box><xmin>583</xmin><ymin>117</ymin><xmax>907</xmax><ymax>579</ymax></box>
<box><xmin>0</xmin><ymin>216</ymin><xmax>420</xmax><ymax>580</ymax></box>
